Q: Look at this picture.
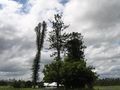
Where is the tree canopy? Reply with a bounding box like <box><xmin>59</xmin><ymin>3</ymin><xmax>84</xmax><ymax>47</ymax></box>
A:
<box><xmin>65</xmin><ymin>32</ymin><xmax>86</xmax><ymax>61</ymax></box>
<box><xmin>43</xmin><ymin>31</ymin><xmax>97</xmax><ymax>89</ymax></box>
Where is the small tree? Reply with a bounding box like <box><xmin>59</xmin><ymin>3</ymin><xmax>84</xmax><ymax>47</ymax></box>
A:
<box><xmin>32</xmin><ymin>21</ymin><xmax>47</xmax><ymax>88</ymax></box>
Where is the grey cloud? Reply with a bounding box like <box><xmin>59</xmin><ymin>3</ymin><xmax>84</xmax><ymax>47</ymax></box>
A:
<box><xmin>0</xmin><ymin>27</ymin><xmax>35</xmax><ymax>78</ymax></box>
<box><xmin>59</xmin><ymin>0</ymin><xmax>69</xmax><ymax>5</ymax></box>
<box><xmin>0</xmin><ymin>62</ymin><xmax>27</xmax><ymax>72</ymax></box>
<box><xmin>85</xmin><ymin>0</ymin><xmax>120</xmax><ymax>29</ymax></box>
<box><xmin>100</xmin><ymin>67</ymin><xmax>120</xmax><ymax>78</ymax></box>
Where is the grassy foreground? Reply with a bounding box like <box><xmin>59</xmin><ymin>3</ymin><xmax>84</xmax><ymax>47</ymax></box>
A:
<box><xmin>0</xmin><ymin>86</ymin><xmax>120</xmax><ymax>90</ymax></box>
<box><xmin>95</xmin><ymin>86</ymin><xmax>120</xmax><ymax>90</ymax></box>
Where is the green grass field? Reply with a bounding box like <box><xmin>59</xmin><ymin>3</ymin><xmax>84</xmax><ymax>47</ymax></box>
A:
<box><xmin>0</xmin><ymin>86</ymin><xmax>120</xmax><ymax>90</ymax></box>
<box><xmin>94</xmin><ymin>86</ymin><xmax>120</xmax><ymax>90</ymax></box>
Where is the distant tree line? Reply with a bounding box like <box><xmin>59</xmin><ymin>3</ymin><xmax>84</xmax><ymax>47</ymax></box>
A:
<box><xmin>0</xmin><ymin>78</ymin><xmax>120</xmax><ymax>88</ymax></box>
<box><xmin>0</xmin><ymin>79</ymin><xmax>43</xmax><ymax>88</ymax></box>
<box><xmin>95</xmin><ymin>78</ymin><xmax>120</xmax><ymax>86</ymax></box>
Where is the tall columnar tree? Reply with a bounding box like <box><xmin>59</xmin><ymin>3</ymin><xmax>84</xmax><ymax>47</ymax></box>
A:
<box><xmin>48</xmin><ymin>14</ymin><xmax>68</xmax><ymax>87</ymax></box>
<box><xmin>32</xmin><ymin>21</ymin><xmax>47</xmax><ymax>88</ymax></box>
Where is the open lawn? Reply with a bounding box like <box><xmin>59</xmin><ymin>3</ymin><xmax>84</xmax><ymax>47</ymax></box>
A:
<box><xmin>94</xmin><ymin>86</ymin><xmax>120</xmax><ymax>90</ymax></box>
<box><xmin>0</xmin><ymin>86</ymin><xmax>120</xmax><ymax>90</ymax></box>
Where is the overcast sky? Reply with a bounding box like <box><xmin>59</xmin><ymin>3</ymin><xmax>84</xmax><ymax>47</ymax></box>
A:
<box><xmin>0</xmin><ymin>0</ymin><xmax>120</xmax><ymax>80</ymax></box>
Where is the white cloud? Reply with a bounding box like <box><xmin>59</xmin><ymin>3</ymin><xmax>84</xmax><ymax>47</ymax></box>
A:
<box><xmin>0</xmin><ymin>0</ymin><xmax>120</xmax><ymax>80</ymax></box>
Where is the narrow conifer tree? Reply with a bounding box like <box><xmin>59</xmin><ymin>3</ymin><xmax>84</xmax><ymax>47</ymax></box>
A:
<box><xmin>32</xmin><ymin>21</ymin><xmax>47</xmax><ymax>88</ymax></box>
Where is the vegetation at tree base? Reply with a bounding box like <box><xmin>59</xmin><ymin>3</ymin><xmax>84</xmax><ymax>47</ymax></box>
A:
<box><xmin>32</xmin><ymin>21</ymin><xmax>47</xmax><ymax>88</ymax></box>
<box><xmin>47</xmin><ymin>14</ymin><xmax>69</xmax><ymax>87</ymax></box>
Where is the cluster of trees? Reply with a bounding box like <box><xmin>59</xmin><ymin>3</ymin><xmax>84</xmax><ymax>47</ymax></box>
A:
<box><xmin>95</xmin><ymin>78</ymin><xmax>120</xmax><ymax>86</ymax></box>
<box><xmin>31</xmin><ymin>14</ymin><xmax>97</xmax><ymax>89</ymax></box>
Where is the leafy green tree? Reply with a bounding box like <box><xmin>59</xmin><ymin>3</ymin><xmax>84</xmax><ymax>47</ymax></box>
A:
<box><xmin>43</xmin><ymin>60</ymin><xmax>63</xmax><ymax>84</ymax></box>
<box><xmin>47</xmin><ymin>14</ymin><xmax>68</xmax><ymax>87</ymax></box>
<box><xmin>62</xmin><ymin>61</ymin><xmax>97</xmax><ymax>89</ymax></box>
<box><xmin>65</xmin><ymin>32</ymin><xmax>86</xmax><ymax>60</ymax></box>
<box><xmin>62</xmin><ymin>32</ymin><xmax>97</xmax><ymax>89</ymax></box>
<box><xmin>32</xmin><ymin>21</ymin><xmax>47</xmax><ymax>88</ymax></box>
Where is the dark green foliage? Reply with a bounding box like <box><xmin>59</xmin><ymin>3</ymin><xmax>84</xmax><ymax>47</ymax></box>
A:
<box><xmin>25</xmin><ymin>81</ymin><xmax>32</xmax><ymax>88</ymax></box>
<box><xmin>11</xmin><ymin>80</ymin><xmax>42</xmax><ymax>88</ymax></box>
<box><xmin>11</xmin><ymin>80</ymin><xmax>32</xmax><ymax>88</ymax></box>
<box><xmin>65</xmin><ymin>32</ymin><xmax>86</xmax><ymax>60</ymax></box>
<box><xmin>12</xmin><ymin>80</ymin><xmax>32</xmax><ymax>88</ymax></box>
<box><xmin>61</xmin><ymin>32</ymin><xmax>97</xmax><ymax>89</ymax></box>
<box><xmin>43</xmin><ymin>60</ymin><xmax>63</xmax><ymax>85</ymax></box>
<box><xmin>12</xmin><ymin>80</ymin><xmax>25</xmax><ymax>88</ymax></box>
<box><xmin>0</xmin><ymin>80</ymin><xmax>8</xmax><ymax>86</ymax></box>
<box><xmin>12</xmin><ymin>80</ymin><xmax>21</xmax><ymax>88</ymax></box>
<box><xmin>61</xmin><ymin>60</ymin><xmax>97</xmax><ymax>89</ymax></box>
<box><xmin>32</xmin><ymin>21</ymin><xmax>47</xmax><ymax>88</ymax></box>
<box><xmin>32</xmin><ymin>52</ymin><xmax>40</xmax><ymax>88</ymax></box>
